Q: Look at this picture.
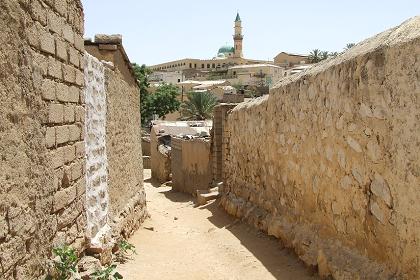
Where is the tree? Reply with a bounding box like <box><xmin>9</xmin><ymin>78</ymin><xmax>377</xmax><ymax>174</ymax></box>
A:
<box><xmin>320</xmin><ymin>51</ymin><xmax>330</xmax><ymax>60</ymax></box>
<box><xmin>180</xmin><ymin>91</ymin><xmax>218</xmax><ymax>120</ymax></box>
<box><xmin>132</xmin><ymin>63</ymin><xmax>153</xmax><ymax>125</ymax></box>
<box><xmin>149</xmin><ymin>83</ymin><xmax>181</xmax><ymax>119</ymax></box>
<box><xmin>344</xmin><ymin>43</ymin><xmax>355</xmax><ymax>50</ymax></box>
<box><xmin>132</xmin><ymin>63</ymin><xmax>151</xmax><ymax>98</ymax></box>
<box><xmin>308</xmin><ymin>49</ymin><xmax>322</xmax><ymax>63</ymax></box>
<box><xmin>132</xmin><ymin>64</ymin><xmax>181</xmax><ymax>124</ymax></box>
<box><xmin>329</xmin><ymin>51</ymin><xmax>339</xmax><ymax>57</ymax></box>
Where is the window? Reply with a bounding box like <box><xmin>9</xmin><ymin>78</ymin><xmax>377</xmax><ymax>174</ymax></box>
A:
<box><xmin>212</xmin><ymin>63</ymin><xmax>215</xmax><ymax>68</ymax></box>
<box><xmin>202</xmin><ymin>64</ymin><xmax>204</xmax><ymax>68</ymax></box>
<box><xmin>194</xmin><ymin>64</ymin><xmax>197</xmax><ymax>68</ymax></box>
<box><xmin>233</xmin><ymin>71</ymin><xmax>236</xmax><ymax>75</ymax></box>
<box><xmin>207</xmin><ymin>64</ymin><xmax>210</xmax><ymax>68</ymax></box>
<box><xmin>178</xmin><ymin>79</ymin><xmax>181</xmax><ymax>83</ymax></box>
<box><xmin>189</xmin><ymin>63</ymin><xmax>192</xmax><ymax>68</ymax></box>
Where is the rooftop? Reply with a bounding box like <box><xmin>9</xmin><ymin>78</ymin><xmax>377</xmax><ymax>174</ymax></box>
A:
<box><xmin>229</xmin><ymin>63</ymin><xmax>282</xmax><ymax>69</ymax></box>
<box><xmin>276</xmin><ymin>52</ymin><xmax>309</xmax><ymax>58</ymax></box>
<box><xmin>152</xmin><ymin>121</ymin><xmax>213</xmax><ymax>137</ymax></box>
<box><xmin>179</xmin><ymin>80</ymin><xmax>227</xmax><ymax>86</ymax></box>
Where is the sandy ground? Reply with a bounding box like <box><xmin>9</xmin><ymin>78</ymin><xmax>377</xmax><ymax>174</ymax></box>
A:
<box><xmin>119</xmin><ymin>169</ymin><xmax>319</xmax><ymax>280</ymax></box>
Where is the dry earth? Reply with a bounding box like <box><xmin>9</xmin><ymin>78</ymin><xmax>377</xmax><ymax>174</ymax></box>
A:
<box><xmin>119</xmin><ymin>169</ymin><xmax>319</xmax><ymax>280</ymax></box>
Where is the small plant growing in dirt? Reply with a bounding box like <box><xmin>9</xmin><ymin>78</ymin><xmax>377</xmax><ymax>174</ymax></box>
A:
<box><xmin>46</xmin><ymin>245</ymin><xmax>80</xmax><ymax>280</ymax></box>
<box><xmin>116</xmin><ymin>239</ymin><xmax>137</xmax><ymax>263</ymax></box>
<box><xmin>91</xmin><ymin>264</ymin><xmax>123</xmax><ymax>280</ymax></box>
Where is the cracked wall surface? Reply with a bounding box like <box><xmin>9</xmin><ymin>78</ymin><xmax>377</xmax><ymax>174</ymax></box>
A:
<box><xmin>0</xmin><ymin>0</ymin><xmax>85</xmax><ymax>278</ymax></box>
<box><xmin>220</xmin><ymin>17</ymin><xmax>420</xmax><ymax>279</ymax></box>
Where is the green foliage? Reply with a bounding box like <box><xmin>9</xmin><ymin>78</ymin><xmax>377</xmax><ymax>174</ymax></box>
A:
<box><xmin>116</xmin><ymin>240</ymin><xmax>137</xmax><ymax>263</ymax></box>
<box><xmin>320</xmin><ymin>51</ymin><xmax>330</xmax><ymax>60</ymax></box>
<box><xmin>309</xmin><ymin>49</ymin><xmax>341</xmax><ymax>63</ymax></box>
<box><xmin>132</xmin><ymin>63</ymin><xmax>153</xmax><ymax>125</ymax></box>
<box><xmin>345</xmin><ymin>43</ymin><xmax>355</xmax><ymax>50</ymax></box>
<box><xmin>180</xmin><ymin>91</ymin><xmax>218</xmax><ymax>121</ymax></box>
<box><xmin>149</xmin><ymin>83</ymin><xmax>181</xmax><ymax>119</ymax></box>
<box><xmin>132</xmin><ymin>62</ymin><xmax>181</xmax><ymax>124</ymax></box>
<box><xmin>118</xmin><ymin>240</ymin><xmax>137</xmax><ymax>255</ymax></box>
<box><xmin>49</xmin><ymin>246</ymin><xmax>79</xmax><ymax>280</ymax></box>
<box><xmin>91</xmin><ymin>265</ymin><xmax>123</xmax><ymax>280</ymax></box>
<box><xmin>329</xmin><ymin>51</ymin><xmax>339</xmax><ymax>57</ymax></box>
<box><xmin>308</xmin><ymin>49</ymin><xmax>322</xmax><ymax>63</ymax></box>
<box><xmin>308</xmin><ymin>43</ymin><xmax>355</xmax><ymax>64</ymax></box>
<box><xmin>132</xmin><ymin>63</ymin><xmax>151</xmax><ymax>97</ymax></box>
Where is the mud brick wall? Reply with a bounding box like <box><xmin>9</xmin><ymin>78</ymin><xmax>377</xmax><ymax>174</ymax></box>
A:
<box><xmin>0</xmin><ymin>0</ymin><xmax>85</xmax><ymax>278</ymax></box>
<box><xmin>220</xmin><ymin>17</ymin><xmax>420</xmax><ymax>279</ymax></box>
<box><xmin>171</xmin><ymin>137</ymin><xmax>212</xmax><ymax>194</ymax></box>
<box><xmin>105</xmin><ymin>67</ymin><xmax>147</xmax><ymax>238</ymax></box>
<box><xmin>150</xmin><ymin>130</ymin><xmax>171</xmax><ymax>183</ymax></box>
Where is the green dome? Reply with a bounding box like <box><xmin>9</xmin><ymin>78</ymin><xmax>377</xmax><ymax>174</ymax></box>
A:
<box><xmin>217</xmin><ymin>45</ymin><xmax>234</xmax><ymax>55</ymax></box>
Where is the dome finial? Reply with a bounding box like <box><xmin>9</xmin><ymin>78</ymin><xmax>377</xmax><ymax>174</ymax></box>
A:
<box><xmin>235</xmin><ymin>12</ymin><xmax>241</xmax><ymax>22</ymax></box>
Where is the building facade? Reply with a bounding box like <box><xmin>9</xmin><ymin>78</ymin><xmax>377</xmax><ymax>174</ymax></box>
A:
<box><xmin>148</xmin><ymin>13</ymin><xmax>270</xmax><ymax>78</ymax></box>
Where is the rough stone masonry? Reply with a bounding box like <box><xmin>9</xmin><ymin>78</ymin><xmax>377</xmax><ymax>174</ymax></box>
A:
<box><xmin>220</xmin><ymin>17</ymin><xmax>420</xmax><ymax>279</ymax></box>
<box><xmin>0</xmin><ymin>0</ymin><xmax>85</xmax><ymax>278</ymax></box>
<box><xmin>0</xmin><ymin>1</ymin><xmax>147</xmax><ymax>278</ymax></box>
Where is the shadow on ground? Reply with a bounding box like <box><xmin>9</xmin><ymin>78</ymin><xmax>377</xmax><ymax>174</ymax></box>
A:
<box><xmin>200</xmin><ymin>200</ymin><xmax>318</xmax><ymax>279</ymax></box>
<box><xmin>144</xmin><ymin>170</ymin><xmax>318</xmax><ymax>279</ymax></box>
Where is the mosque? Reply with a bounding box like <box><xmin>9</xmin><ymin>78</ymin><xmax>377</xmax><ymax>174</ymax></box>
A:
<box><xmin>148</xmin><ymin>13</ymin><xmax>272</xmax><ymax>79</ymax></box>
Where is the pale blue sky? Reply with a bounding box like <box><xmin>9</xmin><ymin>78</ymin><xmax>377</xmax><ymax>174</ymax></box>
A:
<box><xmin>82</xmin><ymin>0</ymin><xmax>419</xmax><ymax>66</ymax></box>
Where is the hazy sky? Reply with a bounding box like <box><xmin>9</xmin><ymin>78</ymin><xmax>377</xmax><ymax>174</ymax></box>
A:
<box><xmin>82</xmin><ymin>0</ymin><xmax>419</xmax><ymax>66</ymax></box>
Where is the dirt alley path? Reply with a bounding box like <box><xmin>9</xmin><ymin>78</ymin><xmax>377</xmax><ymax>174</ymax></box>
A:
<box><xmin>119</xmin><ymin>170</ymin><xmax>319</xmax><ymax>280</ymax></box>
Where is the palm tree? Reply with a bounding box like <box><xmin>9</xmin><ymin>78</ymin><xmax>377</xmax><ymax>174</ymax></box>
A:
<box><xmin>320</xmin><ymin>51</ymin><xmax>330</xmax><ymax>60</ymax></box>
<box><xmin>329</xmin><ymin>51</ymin><xmax>339</xmax><ymax>57</ymax></box>
<box><xmin>308</xmin><ymin>49</ymin><xmax>322</xmax><ymax>63</ymax></box>
<box><xmin>344</xmin><ymin>43</ymin><xmax>355</xmax><ymax>50</ymax></box>
<box><xmin>180</xmin><ymin>91</ymin><xmax>218</xmax><ymax>120</ymax></box>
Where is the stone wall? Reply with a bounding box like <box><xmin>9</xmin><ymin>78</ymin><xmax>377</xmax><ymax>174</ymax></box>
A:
<box><xmin>105</xmin><ymin>66</ymin><xmax>147</xmax><ymax>238</ymax></box>
<box><xmin>220</xmin><ymin>17</ymin><xmax>420</xmax><ymax>279</ymax></box>
<box><xmin>222</xmin><ymin>93</ymin><xmax>244</xmax><ymax>103</ymax></box>
<box><xmin>150</xmin><ymin>129</ymin><xmax>171</xmax><ymax>183</ymax></box>
<box><xmin>84</xmin><ymin>53</ymin><xmax>110</xmax><ymax>250</ymax></box>
<box><xmin>0</xmin><ymin>0</ymin><xmax>85</xmax><ymax>278</ymax></box>
<box><xmin>85</xmin><ymin>35</ymin><xmax>138</xmax><ymax>88</ymax></box>
<box><xmin>171</xmin><ymin>137</ymin><xmax>212</xmax><ymax>194</ymax></box>
<box><xmin>142</xmin><ymin>136</ymin><xmax>151</xmax><ymax>156</ymax></box>
<box><xmin>212</xmin><ymin>104</ymin><xmax>237</xmax><ymax>183</ymax></box>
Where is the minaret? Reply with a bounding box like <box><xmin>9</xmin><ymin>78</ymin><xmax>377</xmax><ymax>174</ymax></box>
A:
<box><xmin>233</xmin><ymin>12</ymin><xmax>243</xmax><ymax>58</ymax></box>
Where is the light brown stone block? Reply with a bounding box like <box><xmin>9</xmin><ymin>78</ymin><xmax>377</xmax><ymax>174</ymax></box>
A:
<box><xmin>48</xmin><ymin>103</ymin><xmax>64</xmax><ymax>124</ymax></box>
<box><xmin>56</xmin><ymin>125</ymin><xmax>69</xmax><ymax>144</ymax></box>
<box><xmin>47</xmin><ymin>56</ymin><xmax>63</xmax><ymax>79</ymax></box>
<box><xmin>50</xmin><ymin>147</ymin><xmax>65</xmax><ymax>169</ymax></box>
<box><xmin>40</xmin><ymin>29</ymin><xmax>55</xmax><ymax>55</ymax></box>
<box><xmin>64</xmin><ymin>105</ymin><xmax>75</xmax><ymax>123</ymax></box>
<box><xmin>45</xmin><ymin>127</ymin><xmax>56</xmax><ymax>148</ymax></box>
<box><xmin>41</xmin><ymin>79</ymin><xmax>56</xmax><ymax>101</ymax></box>
<box><xmin>68</xmin><ymin>124</ymin><xmax>80</xmax><ymax>142</ymax></box>
<box><xmin>68</xmin><ymin>86</ymin><xmax>80</xmax><ymax>103</ymax></box>
<box><xmin>53</xmin><ymin>184</ymin><xmax>77</xmax><ymax>212</ymax></box>
<box><xmin>56</xmin><ymin>38</ymin><xmax>67</xmax><ymax>61</ymax></box>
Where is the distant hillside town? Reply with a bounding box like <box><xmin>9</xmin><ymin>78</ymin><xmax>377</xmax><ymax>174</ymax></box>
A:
<box><xmin>147</xmin><ymin>13</ymin><xmax>312</xmax><ymax>99</ymax></box>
